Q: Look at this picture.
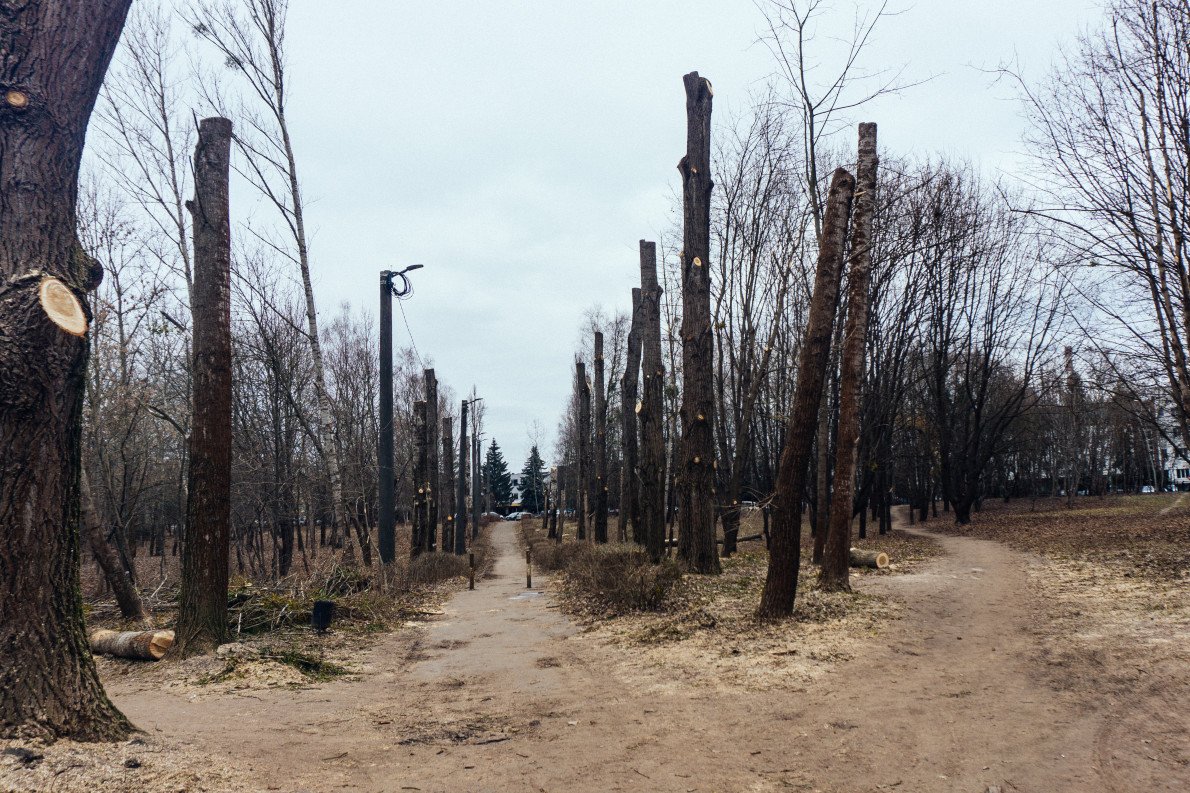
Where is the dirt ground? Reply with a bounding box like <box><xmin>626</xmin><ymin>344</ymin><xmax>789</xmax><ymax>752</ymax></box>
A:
<box><xmin>4</xmin><ymin>501</ymin><xmax>1188</xmax><ymax>792</ymax></box>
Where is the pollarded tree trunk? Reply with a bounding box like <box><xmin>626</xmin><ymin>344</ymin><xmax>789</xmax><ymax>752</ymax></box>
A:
<box><xmin>576</xmin><ymin>361</ymin><xmax>590</xmax><ymax>541</ymax></box>
<box><xmin>638</xmin><ymin>241</ymin><xmax>667</xmax><ymax>563</ymax></box>
<box><xmin>594</xmin><ymin>331</ymin><xmax>609</xmax><ymax>543</ymax></box>
<box><xmin>621</xmin><ymin>288</ymin><xmax>643</xmax><ymax>543</ymax></box>
<box><xmin>441</xmin><ymin>416</ymin><xmax>455</xmax><ymax>554</ymax></box>
<box><xmin>0</xmin><ymin>0</ymin><xmax>136</xmax><ymax>742</ymax></box>
<box><xmin>412</xmin><ymin>399</ymin><xmax>428</xmax><ymax>557</ymax></box>
<box><xmin>548</xmin><ymin>466</ymin><xmax>560</xmax><ymax>538</ymax></box>
<box><xmin>173</xmin><ymin>116</ymin><xmax>234</xmax><ymax>657</ymax></box>
<box><xmin>677</xmin><ymin>71</ymin><xmax>719</xmax><ymax>574</ymax></box>
<box><xmin>425</xmin><ymin>369</ymin><xmax>439</xmax><ymax>551</ymax></box>
<box><xmin>455</xmin><ymin>399</ymin><xmax>468</xmax><ymax>555</ymax></box>
<box><xmin>821</xmin><ymin>123</ymin><xmax>879</xmax><ymax>593</ymax></box>
<box><xmin>757</xmin><ymin>167</ymin><xmax>855</xmax><ymax>620</ymax></box>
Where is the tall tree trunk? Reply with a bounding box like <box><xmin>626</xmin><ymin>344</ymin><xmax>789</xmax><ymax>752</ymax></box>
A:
<box><xmin>576</xmin><ymin>362</ymin><xmax>590</xmax><ymax>541</ymax></box>
<box><xmin>83</xmin><ymin>471</ymin><xmax>150</xmax><ymax>625</ymax></box>
<box><xmin>412</xmin><ymin>400</ymin><xmax>428</xmax><ymax>557</ymax></box>
<box><xmin>441</xmin><ymin>416</ymin><xmax>455</xmax><ymax>553</ymax></box>
<box><xmin>173</xmin><ymin>117</ymin><xmax>233</xmax><ymax>657</ymax></box>
<box><xmin>621</xmin><ymin>288</ymin><xmax>643</xmax><ymax>543</ymax></box>
<box><xmin>0</xmin><ymin>0</ymin><xmax>135</xmax><ymax>741</ymax></box>
<box><xmin>594</xmin><ymin>331</ymin><xmax>609</xmax><ymax>543</ymax></box>
<box><xmin>638</xmin><ymin>241</ymin><xmax>667</xmax><ymax>563</ymax></box>
<box><xmin>812</xmin><ymin>386</ymin><xmax>831</xmax><ymax>563</ymax></box>
<box><xmin>821</xmin><ymin>123</ymin><xmax>879</xmax><ymax>592</ymax></box>
<box><xmin>757</xmin><ymin>168</ymin><xmax>855</xmax><ymax>620</ymax></box>
<box><xmin>548</xmin><ymin>465</ymin><xmax>560</xmax><ymax>538</ymax></box>
<box><xmin>425</xmin><ymin>369</ymin><xmax>439</xmax><ymax>551</ymax></box>
<box><xmin>455</xmin><ymin>400</ymin><xmax>468</xmax><ymax>554</ymax></box>
<box><xmin>677</xmin><ymin>71</ymin><xmax>719</xmax><ymax>574</ymax></box>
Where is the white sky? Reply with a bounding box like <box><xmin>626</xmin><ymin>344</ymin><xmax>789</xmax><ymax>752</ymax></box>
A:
<box><xmin>235</xmin><ymin>0</ymin><xmax>1102</xmax><ymax>468</ymax></box>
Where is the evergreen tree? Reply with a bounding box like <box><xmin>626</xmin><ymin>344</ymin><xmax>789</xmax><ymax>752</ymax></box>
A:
<box><xmin>520</xmin><ymin>445</ymin><xmax>548</xmax><ymax>512</ymax></box>
<box><xmin>484</xmin><ymin>440</ymin><xmax>513</xmax><ymax>510</ymax></box>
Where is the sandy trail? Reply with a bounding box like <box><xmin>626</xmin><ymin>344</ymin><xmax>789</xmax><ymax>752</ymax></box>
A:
<box><xmin>106</xmin><ymin>518</ymin><xmax>1170</xmax><ymax>792</ymax></box>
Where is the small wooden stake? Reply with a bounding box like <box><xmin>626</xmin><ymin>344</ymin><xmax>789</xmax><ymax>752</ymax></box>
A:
<box><xmin>468</xmin><ymin>552</ymin><xmax>475</xmax><ymax>590</ymax></box>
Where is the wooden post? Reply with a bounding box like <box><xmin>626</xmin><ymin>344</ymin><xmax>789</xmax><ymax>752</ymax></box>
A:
<box><xmin>621</xmin><ymin>288</ymin><xmax>643</xmax><ymax>544</ymax></box>
<box><xmin>594</xmin><ymin>331</ymin><xmax>609</xmax><ymax>543</ymax></box>
<box><xmin>757</xmin><ymin>167</ymin><xmax>855</xmax><ymax>619</ymax></box>
<box><xmin>821</xmin><ymin>123</ymin><xmax>878</xmax><ymax>592</ymax></box>
<box><xmin>638</xmin><ymin>241</ymin><xmax>667</xmax><ymax>563</ymax></box>
<box><xmin>677</xmin><ymin>71</ymin><xmax>719</xmax><ymax>574</ymax></box>
<box><xmin>175</xmin><ymin>116</ymin><xmax>234</xmax><ymax>656</ymax></box>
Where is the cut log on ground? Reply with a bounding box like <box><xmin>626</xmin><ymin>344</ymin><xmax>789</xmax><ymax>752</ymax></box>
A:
<box><xmin>90</xmin><ymin>629</ymin><xmax>175</xmax><ymax>661</ymax></box>
<box><xmin>849</xmin><ymin>548</ymin><xmax>890</xmax><ymax>569</ymax></box>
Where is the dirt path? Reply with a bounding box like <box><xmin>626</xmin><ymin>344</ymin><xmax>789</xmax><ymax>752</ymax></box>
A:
<box><xmin>104</xmin><ymin>519</ymin><xmax>1176</xmax><ymax>792</ymax></box>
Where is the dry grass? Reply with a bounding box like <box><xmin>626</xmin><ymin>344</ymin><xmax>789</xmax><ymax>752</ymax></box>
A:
<box><xmin>520</xmin><ymin>511</ymin><xmax>941</xmax><ymax>691</ymax></box>
<box><xmin>936</xmin><ymin>495</ymin><xmax>1190</xmax><ymax>701</ymax></box>
<box><xmin>85</xmin><ymin>522</ymin><xmax>495</xmax><ymax>688</ymax></box>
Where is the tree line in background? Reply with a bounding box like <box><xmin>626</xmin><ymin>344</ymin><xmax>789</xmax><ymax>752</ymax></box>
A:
<box><xmin>550</xmin><ymin>0</ymin><xmax>1190</xmax><ymax>616</ymax></box>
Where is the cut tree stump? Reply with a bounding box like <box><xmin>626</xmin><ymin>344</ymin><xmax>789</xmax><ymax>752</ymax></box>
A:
<box><xmin>849</xmin><ymin>548</ymin><xmax>890</xmax><ymax>569</ymax></box>
<box><xmin>90</xmin><ymin>629</ymin><xmax>175</xmax><ymax>661</ymax></box>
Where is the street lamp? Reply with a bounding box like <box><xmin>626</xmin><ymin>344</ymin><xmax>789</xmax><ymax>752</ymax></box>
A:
<box><xmin>379</xmin><ymin>264</ymin><xmax>423</xmax><ymax>566</ymax></box>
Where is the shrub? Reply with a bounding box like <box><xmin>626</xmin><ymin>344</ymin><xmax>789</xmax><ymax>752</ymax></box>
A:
<box><xmin>560</xmin><ymin>544</ymin><xmax>683</xmax><ymax>615</ymax></box>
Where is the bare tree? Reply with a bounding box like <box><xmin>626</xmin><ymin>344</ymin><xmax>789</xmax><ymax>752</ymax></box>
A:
<box><xmin>758</xmin><ymin>168</ymin><xmax>855</xmax><ymax>619</ymax></box>
<box><xmin>174</xmin><ymin>117</ymin><xmax>234</xmax><ymax>657</ymax></box>
<box><xmin>820</xmin><ymin>122</ymin><xmax>878</xmax><ymax>591</ymax></box>
<box><xmin>677</xmin><ymin>71</ymin><xmax>720</xmax><ymax>574</ymax></box>
<box><xmin>639</xmin><ymin>241</ymin><xmax>668</xmax><ymax>562</ymax></box>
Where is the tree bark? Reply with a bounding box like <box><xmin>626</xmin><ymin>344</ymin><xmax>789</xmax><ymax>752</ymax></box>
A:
<box><xmin>89</xmin><ymin>629</ymin><xmax>173</xmax><ymax>661</ymax></box>
<box><xmin>0</xmin><ymin>0</ymin><xmax>135</xmax><ymax>742</ymax></box>
<box><xmin>757</xmin><ymin>167</ymin><xmax>855</xmax><ymax>619</ymax></box>
<box><xmin>576</xmin><ymin>362</ymin><xmax>590</xmax><ymax>541</ymax></box>
<box><xmin>821</xmin><ymin>123</ymin><xmax>879</xmax><ymax>592</ymax></box>
<box><xmin>412</xmin><ymin>399</ymin><xmax>428</xmax><ymax>557</ymax></box>
<box><xmin>455</xmin><ymin>399</ymin><xmax>468</xmax><ymax>554</ymax></box>
<box><xmin>621</xmin><ymin>288</ymin><xmax>643</xmax><ymax>543</ymax></box>
<box><xmin>173</xmin><ymin>116</ymin><xmax>234</xmax><ymax>657</ymax></box>
<box><xmin>441</xmin><ymin>416</ymin><xmax>455</xmax><ymax>554</ymax></box>
<box><xmin>638</xmin><ymin>241</ymin><xmax>667</xmax><ymax>563</ymax></box>
<box><xmin>593</xmin><ymin>331</ymin><xmax>609</xmax><ymax>543</ymax></box>
<box><xmin>425</xmin><ymin>369</ymin><xmax>439</xmax><ymax>551</ymax></box>
<box><xmin>677</xmin><ymin>71</ymin><xmax>719</xmax><ymax>574</ymax></box>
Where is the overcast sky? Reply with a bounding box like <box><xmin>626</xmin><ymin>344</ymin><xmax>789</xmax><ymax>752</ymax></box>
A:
<box><xmin>242</xmin><ymin>0</ymin><xmax>1102</xmax><ymax>468</ymax></box>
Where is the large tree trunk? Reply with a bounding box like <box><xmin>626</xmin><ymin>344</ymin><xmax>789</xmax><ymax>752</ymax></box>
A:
<box><xmin>576</xmin><ymin>362</ymin><xmax>590</xmax><ymax>541</ymax></box>
<box><xmin>412</xmin><ymin>399</ymin><xmax>428</xmax><ymax>557</ymax></box>
<box><xmin>821</xmin><ymin>123</ymin><xmax>879</xmax><ymax>592</ymax></box>
<box><xmin>638</xmin><ymin>241</ymin><xmax>667</xmax><ymax>563</ymax></box>
<box><xmin>173</xmin><ymin>117</ymin><xmax>233</xmax><ymax>657</ymax></box>
<box><xmin>593</xmin><ymin>331</ymin><xmax>609</xmax><ymax>543</ymax></box>
<box><xmin>757</xmin><ymin>168</ymin><xmax>855</xmax><ymax>620</ymax></box>
<box><xmin>83</xmin><ymin>471</ymin><xmax>150</xmax><ymax>626</ymax></box>
<box><xmin>425</xmin><ymin>369</ymin><xmax>439</xmax><ymax>551</ymax></box>
<box><xmin>621</xmin><ymin>288</ymin><xmax>643</xmax><ymax>543</ymax></box>
<box><xmin>454</xmin><ymin>400</ymin><xmax>468</xmax><ymax>554</ymax></box>
<box><xmin>441</xmin><ymin>416</ymin><xmax>455</xmax><ymax>554</ymax></box>
<box><xmin>0</xmin><ymin>0</ymin><xmax>135</xmax><ymax>742</ymax></box>
<box><xmin>676</xmin><ymin>71</ymin><xmax>719</xmax><ymax>574</ymax></box>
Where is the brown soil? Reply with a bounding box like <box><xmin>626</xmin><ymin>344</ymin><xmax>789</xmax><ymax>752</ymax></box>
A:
<box><xmin>4</xmin><ymin>508</ymin><xmax>1187</xmax><ymax>792</ymax></box>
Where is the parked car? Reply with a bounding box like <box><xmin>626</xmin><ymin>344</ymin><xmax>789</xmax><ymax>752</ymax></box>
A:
<box><xmin>505</xmin><ymin>511</ymin><xmax>526</xmax><ymax>521</ymax></box>
<box><xmin>1141</xmin><ymin>485</ymin><xmax>1156</xmax><ymax>494</ymax></box>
